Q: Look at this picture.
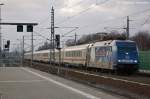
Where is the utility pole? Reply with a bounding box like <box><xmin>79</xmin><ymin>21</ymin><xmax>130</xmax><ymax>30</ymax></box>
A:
<box><xmin>0</xmin><ymin>3</ymin><xmax>4</xmax><ymax>59</ymax></box>
<box><xmin>50</xmin><ymin>6</ymin><xmax>55</xmax><ymax>64</ymax></box>
<box><xmin>126</xmin><ymin>16</ymin><xmax>130</xmax><ymax>40</ymax></box>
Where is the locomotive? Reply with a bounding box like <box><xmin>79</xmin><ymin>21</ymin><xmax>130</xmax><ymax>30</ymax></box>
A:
<box><xmin>25</xmin><ymin>40</ymin><xmax>139</xmax><ymax>74</ymax></box>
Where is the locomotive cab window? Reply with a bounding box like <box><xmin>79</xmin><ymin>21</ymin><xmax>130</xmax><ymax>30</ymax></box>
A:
<box><xmin>118</xmin><ymin>46</ymin><xmax>137</xmax><ymax>52</ymax></box>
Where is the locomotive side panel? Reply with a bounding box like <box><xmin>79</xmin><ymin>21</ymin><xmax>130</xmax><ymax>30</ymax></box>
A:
<box><xmin>88</xmin><ymin>46</ymin><xmax>113</xmax><ymax>69</ymax></box>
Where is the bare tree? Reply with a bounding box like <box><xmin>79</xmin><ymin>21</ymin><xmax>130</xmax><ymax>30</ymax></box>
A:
<box><xmin>37</xmin><ymin>42</ymin><xmax>53</xmax><ymax>51</ymax></box>
<box><xmin>131</xmin><ymin>31</ymin><xmax>150</xmax><ymax>51</ymax></box>
<box><xmin>65</xmin><ymin>39</ymin><xmax>75</xmax><ymax>46</ymax></box>
<box><xmin>66</xmin><ymin>31</ymin><xmax>126</xmax><ymax>46</ymax></box>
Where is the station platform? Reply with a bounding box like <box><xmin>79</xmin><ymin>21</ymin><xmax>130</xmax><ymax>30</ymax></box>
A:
<box><xmin>0</xmin><ymin>67</ymin><xmax>126</xmax><ymax>99</ymax></box>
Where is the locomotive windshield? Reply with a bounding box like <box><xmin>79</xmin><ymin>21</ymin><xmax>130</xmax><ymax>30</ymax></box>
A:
<box><xmin>116</xmin><ymin>41</ymin><xmax>138</xmax><ymax>64</ymax></box>
<box><xmin>118</xmin><ymin>46</ymin><xmax>137</xmax><ymax>52</ymax></box>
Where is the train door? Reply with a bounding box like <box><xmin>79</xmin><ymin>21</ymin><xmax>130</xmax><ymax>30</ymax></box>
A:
<box><xmin>85</xmin><ymin>44</ymin><xmax>92</xmax><ymax>67</ymax></box>
<box><xmin>87</xmin><ymin>44</ymin><xmax>96</xmax><ymax>68</ymax></box>
<box><xmin>106</xmin><ymin>46</ymin><xmax>113</xmax><ymax>69</ymax></box>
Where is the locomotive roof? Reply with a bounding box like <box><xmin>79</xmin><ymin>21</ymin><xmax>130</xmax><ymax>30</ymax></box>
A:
<box><xmin>94</xmin><ymin>40</ymin><xmax>135</xmax><ymax>47</ymax></box>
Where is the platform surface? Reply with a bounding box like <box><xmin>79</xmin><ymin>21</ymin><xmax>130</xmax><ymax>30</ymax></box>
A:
<box><xmin>0</xmin><ymin>67</ymin><xmax>127</xmax><ymax>99</ymax></box>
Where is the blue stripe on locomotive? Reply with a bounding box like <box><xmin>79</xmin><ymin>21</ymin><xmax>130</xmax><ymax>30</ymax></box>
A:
<box><xmin>115</xmin><ymin>41</ymin><xmax>139</xmax><ymax>65</ymax></box>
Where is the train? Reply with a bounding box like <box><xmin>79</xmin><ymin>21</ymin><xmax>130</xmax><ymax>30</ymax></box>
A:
<box><xmin>25</xmin><ymin>40</ymin><xmax>139</xmax><ymax>74</ymax></box>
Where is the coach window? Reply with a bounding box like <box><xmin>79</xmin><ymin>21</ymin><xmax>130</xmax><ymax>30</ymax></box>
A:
<box><xmin>79</xmin><ymin>51</ymin><xmax>81</xmax><ymax>57</ymax></box>
<box><xmin>69</xmin><ymin>51</ymin><xmax>71</xmax><ymax>57</ymax></box>
<box><xmin>73</xmin><ymin>51</ymin><xmax>75</xmax><ymax>57</ymax></box>
<box><xmin>67</xmin><ymin>52</ymin><xmax>69</xmax><ymax>57</ymax></box>
<box><xmin>69</xmin><ymin>52</ymin><xmax>70</xmax><ymax>57</ymax></box>
<box><xmin>66</xmin><ymin>52</ymin><xmax>68</xmax><ymax>57</ymax></box>
<box><xmin>75</xmin><ymin>51</ymin><xmax>77</xmax><ymax>57</ymax></box>
<box><xmin>74</xmin><ymin>51</ymin><xmax>76</xmax><ymax>57</ymax></box>
<box><xmin>68</xmin><ymin>51</ymin><xmax>70</xmax><ymax>57</ymax></box>
<box><xmin>71</xmin><ymin>51</ymin><xmax>72</xmax><ymax>57</ymax></box>
<box><xmin>65</xmin><ymin>52</ymin><xmax>67</xmax><ymax>57</ymax></box>
<box><xmin>76</xmin><ymin>51</ymin><xmax>77</xmax><ymax>57</ymax></box>
<box><xmin>74</xmin><ymin>51</ymin><xmax>75</xmax><ymax>57</ymax></box>
<box><xmin>72</xmin><ymin>51</ymin><xmax>74</xmax><ymax>57</ymax></box>
<box><xmin>70</xmin><ymin>51</ymin><xmax>72</xmax><ymax>57</ymax></box>
<box><xmin>77</xmin><ymin>51</ymin><xmax>79</xmax><ymax>57</ymax></box>
<box><xmin>74</xmin><ymin>51</ymin><xmax>77</xmax><ymax>57</ymax></box>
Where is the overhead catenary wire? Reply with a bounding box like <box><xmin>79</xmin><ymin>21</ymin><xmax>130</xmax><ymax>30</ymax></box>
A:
<box><xmin>55</xmin><ymin>0</ymin><xmax>110</xmax><ymax>25</ymax></box>
<box><xmin>35</xmin><ymin>2</ymin><xmax>150</xmax><ymax>42</ymax></box>
<box><xmin>28</xmin><ymin>0</ymin><xmax>110</xmax><ymax>47</ymax></box>
<box><xmin>63</xmin><ymin>0</ymin><xmax>87</xmax><ymax>9</ymax></box>
<box><xmin>62</xmin><ymin>27</ymin><xmax>79</xmax><ymax>37</ymax></box>
<box><xmin>135</xmin><ymin>14</ymin><xmax>150</xmax><ymax>31</ymax></box>
<box><xmin>77</xmin><ymin>7</ymin><xmax>150</xmax><ymax>32</ymax></box>
<box><xmin>141</xmin><ymin>15</ymin><xmax>150</xmax><ymax>26</ymax></box>
<box><xmin>55</xmin><ymin>6</ymin><xmax>93</xmax><ymax>25</ymax></box>
<box><xmin>34</xmin><ymin>31</ymin><xmax>49</xmax><ymax>40</ymax></box>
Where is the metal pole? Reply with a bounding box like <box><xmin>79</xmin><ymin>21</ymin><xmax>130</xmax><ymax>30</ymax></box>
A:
<box><xmin>22</xmin><ymin>36</ymin><xmax>24</xmax><ymax>66</ymax></box>
<box><xmin>127</xmin><ymin>16</ymin><xmax>129</xmax><ymax>40</ymax></box>
<box><xmin>0</xmin><ymin>5</ymin><xmax>1</xmax><ymax>54</ymax></box>
<box><xmin>0</xmin><ymin>3</ymin><xmax>4</xmax><ymax>61</ymax></box>
<box><xmin>75</xmin><ymin>33</ymin><xmax>77</xmax><ymax>45</ymax></box>
<box><xmin>50</xmin><ymin>6</ymin><xmax>55</xmax><ymax>64</ymax></box>
<box><xmin>59</xmin><ymin>49</ymin><xmax>61</xmax><ymax>66</ymax></box>
<box><xmin>58</xmin><ymin>48</ymin><xmax>61</xmax><ymax>74</ymax></box>
<box><xmin>31</xmin><ymin>32</ymin><xmax>33</xmax><ymax>66</ymax></box>
<box><xmin>49</xmin><ymin>38</ymin><xmax>51</xmax><ymax>64</ymax></box>
<box><xmin>19</xmin><ymin>40</ymin><xmax>22</xmax><ymax>66</ymax></box>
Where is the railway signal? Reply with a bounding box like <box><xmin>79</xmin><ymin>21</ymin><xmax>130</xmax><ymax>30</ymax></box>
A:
<box><xmin>4</xmin><ymin>40</ymin><xmax>10</xmax><ymax>51</ymax></box>
<box><xmin>55</xmin><ymin>34</ymin><xmax>60</xmax><ymax>49</ymax></box>
<box><xmin>17</xmin><ymin>25</ymin><xmax>34</xmax><ymax>32</ymax></box>
<box><xmin>7</xmin><ymin>40</ymin><xmax>10</xmax><ymax>48</ymax></box>
<box><xmin>27</xmin><ymin>25</ymin><xmax>33</xmax><ymax>32</ymax></box>
<box><xmin>17</xmin><ymin>25</ymin><xmax>23</xmax><ymax>32</ymax></box>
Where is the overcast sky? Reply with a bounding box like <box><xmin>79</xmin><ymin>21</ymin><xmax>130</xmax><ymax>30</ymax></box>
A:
<box><xmin>1</xmin><ymin>0</ymin><xmax>150</xmax><ymax>51</ymax></box>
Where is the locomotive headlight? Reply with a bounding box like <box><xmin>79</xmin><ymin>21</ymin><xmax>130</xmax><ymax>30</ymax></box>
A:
<box><xmin>118</xmin><ymin>60</ymin><xmax>121</xmax><ymax>62</ymax></box>
<box><xmin>134</xmin><ymin>60</ymin><xmax>137</xmax><ymax>63</ymax></box>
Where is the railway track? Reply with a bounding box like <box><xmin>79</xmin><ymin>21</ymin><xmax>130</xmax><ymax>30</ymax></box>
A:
<box><xmin>24</xmin><ymin>61</ymin><xmax>150</xmax><ymax>99</ymax></box>
<box><xmin>26</xmin><ymin>61</ymin><xmax>150</xmax><ymax>85</ymax></box>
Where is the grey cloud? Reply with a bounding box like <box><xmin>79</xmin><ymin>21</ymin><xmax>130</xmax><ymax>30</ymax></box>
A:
<box><xmin>0</xmin><ymin>0</ymin><xmax>150</xmax><ymax>51</ymax></box>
